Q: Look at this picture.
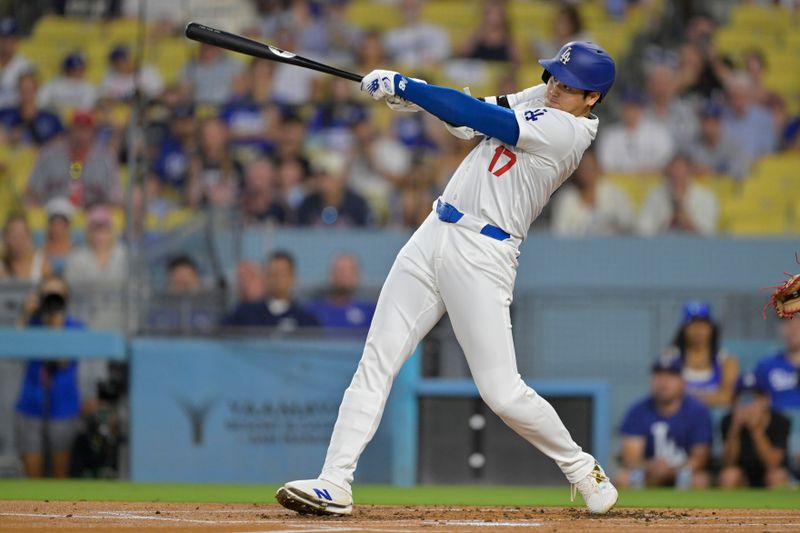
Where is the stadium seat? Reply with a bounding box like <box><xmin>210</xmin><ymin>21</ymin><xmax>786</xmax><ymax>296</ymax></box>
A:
<box><xmin>604</xmin><ymin>173</ymin><xmax>661</xmax><ymax>210</ymax></box>
<box><xmin>729</xmin><ymin>5</ymin><xmax>793</xmax><ymax>34</ymax></box>
<box><xmin>345</xmin><ymin>1</ymin><xmax>401</xmax><ymax>31</ymax></box>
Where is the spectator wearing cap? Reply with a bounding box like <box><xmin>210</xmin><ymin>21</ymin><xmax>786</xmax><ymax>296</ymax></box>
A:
<box><xmin>0</xmin><ymin>212</ymin><xmax>52</xmax><ymax>282</ymax></box>
<box><xmin>0</xmin><ymin>17</ymin><xmax>33</xmax><ymax>108</ymax></box>
<box><xmin>686</xmin><ymin>102</ymin><xmax>748</xmax><ymax>180</ymax></box>
<box><xmin>383</xmin><ymin>0</ymin><xmax>450</xmax><ymax>67</ymax></box>
<box><xmin>180</xmin><ymin>42</ymin><xmax>242</xmax><ymax>105</ymax></box>
<box><xmin>597</xmin><ymin>88</ymin><xmax>675</xmax><ymax>174</ymax></box>
<box><xmin>37</xmin><ymin>51</ymin><xmax>97</xmax><ymax>113</ymax></box>
<box><xmin>663</xmin><ymin>301</ymin><xmax>739</xmax><ymax>407</ymax></box>
<box><xmin>718</xmin><ymin>373</ymin><xmax>791</xmax><ymax>488</ymax></box>
<box><xmin>643</xmin><ymin>61</ymin><xmax>699</xmax><ymax>148</ymax></box>
<box><xmin>64</xmin><ymin>205</ymin><xmax>128</xmax><ymax>286</ymax></box>
<box><xmin>637</xmin><ymin>153</ymin><xmax>718</xmax><ymax>236</ymax></box>
<box><xmin>241</xmin><ymin>158</ymin><xmax>288</xmax><ymax>226</ymax></box>
<box><xmin>151</xmin><ymin>103</ymin><xmax>197</xmax><ymax>190</ymax></box>
<box><xmin>753</xmin><ymin>318</ymin><xmax>800</xmax><ymax>412</ymax></box>
<box><xmin>615</xmin><ymin>355</ymin><xmax>713</xmax><ymax>489</ymax></box>
<box><xmin>220</xmin><ymin>59</ymin><xmax>277</xmax><ymax>163</ymax></box>
<box><xmin>297</xmin><ymin>152</ymin><xmax>370</xmax><ymax>227</ymax></box>
<box><xmin>14</xmin><ymin>275</ymin><xmax>85</xmax><ymax>478</ymax></box>
<box><xmin>550</xmin><ymin>149</ymin><xmax>636</xmax><ymax>236</ymax></box>
<box><xmin>26</xmin><ymin>109</ymin><xmax>120</xmax><ymax>207</ymax></box>
<box><xmin>42</xmin><ymin>198</ymin><xmax>75</xmax><ymax>276</ymax></box>
<box><xmin>722</xmin><ymin>72</ymin><xmax>776</xmax><ymax>165</ymax></box>
<box><xmin>99</xmin><ymin>44</ymin><xmax>164</xmax><ymax>101</ymax></box>
<box><xmin>0</xmin><ymin>71</ymin><xmax>64</xmax><ymax>146</ymax></box>
<box><xmin>306</xmin><ymin>253</ymin><xmax>376</xmax><ymax>334</ymax></box>
<box><xmin>222</xmin><ymin>251</ymin><xmax>319</xmax><ymax>331</ymax></box>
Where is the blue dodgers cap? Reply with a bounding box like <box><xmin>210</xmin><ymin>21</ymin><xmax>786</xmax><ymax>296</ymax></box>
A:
<box><xmin>538</xmin><ymin>41</ymin><xmax>616</xmax><ymax>99</ymax></box>
<box><xmin>0</xmin><ymin>17</ymin><xmax>17</xmax><ymax>37</ymax></box>
<box><xmin>699</xmin><ymin>101</ymin><xmax>724</xmax><ymax>119</ymax></box>
<box><xmin>109</xmin><ymin>44</ymin><xmax>129</xmax><ymax>63</ymax></box>
<box><xmin>682</xmin><ymin>300</ymin><xmax>712</xmax><ymax>323</ymax></box>
<box><xmin>62</xmin><ymin>52</ymin><xmax>86</xmax><ymax>72</ymax></box>
<box><xmin>651</xmin><ymin>353</ymin><xmax>683</xmax><ymax>374</ymax></box>
<box><xmin>735</xmin><ymin>372</ymin><xmax>769</xmax><ymax>395</ymax></box>
<box><xmin>619</xmin><ymin>87</ymin><xmax>646</xmax><ymax>105</ymax></box>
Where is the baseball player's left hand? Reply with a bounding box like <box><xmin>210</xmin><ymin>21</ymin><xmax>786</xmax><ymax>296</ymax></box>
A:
<box><xmin>361</xmin><ymin>69</ymin><xmax>426</xmax><ymax>112</ymax></box>
<box><xmin>361</xmin><ymin>69</ymin><xmax>401</xmax><ymax>100</ymax></box>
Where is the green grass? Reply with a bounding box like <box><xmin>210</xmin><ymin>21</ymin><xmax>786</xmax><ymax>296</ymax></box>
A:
<box><xmin>0</xmin><ymin>480</ymin><xmax>798</xmax><ymax>509</ymax></box>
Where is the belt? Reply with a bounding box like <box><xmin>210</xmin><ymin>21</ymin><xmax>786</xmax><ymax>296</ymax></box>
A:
<box><xmin>435</xmin><ymin>199</ymin><xmax>511</xmax><ymax>241</ymax></box>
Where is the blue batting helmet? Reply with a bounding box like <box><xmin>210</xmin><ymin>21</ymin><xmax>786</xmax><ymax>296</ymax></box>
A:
<box><xmin>538</xmin><ymin>41</ymin><xmax>616</xmax><ymax>100</ymax></box>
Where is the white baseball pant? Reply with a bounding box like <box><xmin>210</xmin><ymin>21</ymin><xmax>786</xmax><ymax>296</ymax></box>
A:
<box><xmin>319</xmin><ymin>212</ymin><xmax>595</xmax><ymax>489</ymax></box>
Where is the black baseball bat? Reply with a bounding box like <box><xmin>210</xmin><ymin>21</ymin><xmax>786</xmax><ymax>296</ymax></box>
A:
<box><xmin>184</xmin><ymin>22</ymin><xmax>363</xmax><ymax>83</ymax></box>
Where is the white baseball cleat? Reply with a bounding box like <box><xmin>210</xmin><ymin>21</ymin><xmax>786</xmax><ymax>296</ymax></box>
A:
<box><xmin>570</xmin><ymin>463</ymin><xmax>618</xmax><ymax>514</ymax></box>
<box><xmin>275</xmin><ymin>478</ymin><xmax>353</xmax><ymax>516</ymax></box>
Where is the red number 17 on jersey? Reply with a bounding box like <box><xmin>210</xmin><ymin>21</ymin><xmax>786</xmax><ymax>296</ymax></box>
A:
<box><xmin>488</xmin><ymin>146</ymin><xmax>517</xmax><ymax>177</ymax></box>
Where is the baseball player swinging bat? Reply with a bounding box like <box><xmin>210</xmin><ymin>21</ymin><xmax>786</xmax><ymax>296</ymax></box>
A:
<box><xmin>185</xmin><ymin>23</ymin><xmax>619</xmax><ymax>516</ymax></box>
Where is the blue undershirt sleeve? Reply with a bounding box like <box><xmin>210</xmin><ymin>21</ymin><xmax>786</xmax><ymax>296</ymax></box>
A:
<box><xmin>394</xmin><ymin>74</ymin><xmax>520</xmax><ymax>146</ymax></box>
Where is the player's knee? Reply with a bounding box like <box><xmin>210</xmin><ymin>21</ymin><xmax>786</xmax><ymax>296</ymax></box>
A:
<box><xmin>475</xmin><ymin>376</ymin><xmax>530</xmax><ymax>417</ymax></box>
<box><xmin>718</xmin><ymin>466</ymin><xmax>743</xmax><ymax>489</ymax></box>
<box><xmin>613</xmin><ymin>470</ymin><xmax>631</xmax><ymax>488</ymax></box>
<box><xmin>764</xmin><ymin>467</ymin><xmax>789</xmax><ymax>489</ymax></box>
<box><xmin>691</xmin><ymin>470</ymin><xmax>711</xmax><ymax>489</ymax></box>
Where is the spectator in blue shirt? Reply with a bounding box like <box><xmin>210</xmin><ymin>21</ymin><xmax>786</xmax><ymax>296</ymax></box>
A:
<box><xmin>15</xmin><ymin>275</ymin><xmax>84</xmax><ymax>478</ymax></box>
<box><xmin>222</xmin><ymin>251</ymin><xmax>319</xmax><ymax>332</ymax></box>
<box><xmin>615</xmin><ymin>354</ymin><xmax>713</xmax><ymax>489</ymax></box>
<box><xmin>753</xmin><ymin>318</ymin><xmax>800</xmax><ymax>412</ymax></box>
<box><xmin>306</xmin><ymin>253</ymin><xmax>376</xmax><ymax>335</ymax></box>
<box><xmin>0</xmin><ymin>71</ymin><xmax>63</xmax><ymax>146</ymax></box>
<box><xmin>297</xmin><ymin>152</ymin><xmax>370</xmax><ymax>227</ymax></box>
<box><xmin>152</xmin><ymin>103</ymin><xmax>196</xmax><ymax>190</ymax></box>
<box><xmin>148</xmin><ymin>255</ymin><xmax>214</xmax><ymax>333</ymax></box>
<box><xmin>722</xmin><ymin>72</ymin><xmax>776</xmax><ymax>165</ymax></box>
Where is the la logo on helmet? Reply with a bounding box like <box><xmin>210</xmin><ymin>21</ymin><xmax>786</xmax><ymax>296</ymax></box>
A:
<box><xmin>559</xmin><ymin>47</ymin><xmax>572</xmax><ymax>64</ymax></box>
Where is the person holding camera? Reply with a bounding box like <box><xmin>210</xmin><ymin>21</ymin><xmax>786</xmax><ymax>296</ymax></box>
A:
<box><xmin>14</xmin><ymin>275</ymin><xmax>84</xmax><ymax>478</ymax></box>
<box><xmin>718</xmin><ymin>373</ymin><xmax>791</xmax><ymax>488</ymax></box>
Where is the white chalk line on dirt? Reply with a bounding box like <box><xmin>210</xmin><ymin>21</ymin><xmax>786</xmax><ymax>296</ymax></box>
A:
<box><xmin>424</xmin><ymin>520</ymin><xmax>542</xmax><ymax>527</ymax></box>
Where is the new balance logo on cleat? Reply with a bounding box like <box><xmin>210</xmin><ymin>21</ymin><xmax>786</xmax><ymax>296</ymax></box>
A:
<box><xmin>313</xmin><ymin>488</ymin><xmax>332</xmax><ymax>501</ymax></box>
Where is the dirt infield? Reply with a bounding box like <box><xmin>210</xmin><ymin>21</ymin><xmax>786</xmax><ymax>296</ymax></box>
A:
<box><xmin>1</xmin><ymin>500</ymin><xmax>799</xmax><ymax>532</ymax></box>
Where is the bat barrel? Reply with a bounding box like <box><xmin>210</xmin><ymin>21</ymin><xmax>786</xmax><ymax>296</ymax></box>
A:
<box><xmin>184</xmin><ymin>22</ymin><xmax>363</xmax><ymax>83</ymax></box>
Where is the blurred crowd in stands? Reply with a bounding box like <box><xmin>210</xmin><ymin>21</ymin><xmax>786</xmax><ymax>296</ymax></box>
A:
<box><xmin>616</xmin><ymin>302</ymin><xmax>800</xmax><ymax>489</ymax></box>
<box><xmin>0</xmin><ymin>0</ymin><xmax>796</xmax><ymax>248</ymax></box>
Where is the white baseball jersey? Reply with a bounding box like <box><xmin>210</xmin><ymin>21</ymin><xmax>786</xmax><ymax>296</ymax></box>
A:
<box><xmin>440</xmin><ymin>84</ymin><xmax>599</xmax><ymax>239</ymax></box>
<box><xmin>315</xmin><ymin>84</ymin><xmax>603</xmax><ymax>497</ymax></box>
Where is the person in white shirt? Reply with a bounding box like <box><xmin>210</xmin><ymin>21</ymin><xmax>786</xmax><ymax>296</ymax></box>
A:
<box><xmin>0</xmin><ymin>18</ymin><xmax>32</xmax><ymax>108</ymax></box>
<box><xmin>597</xmin><ymin>88</ymin><xmax>675</xmax><ymax>174</ymax></box>
<box><xmin>637</xmin><ymin>154</ymin><xmax>718</xmax><ymax>236</ymax></box>
<box><xmin>38</xmin><ymin>52</ymin><xmax>97</xmax><ymax>113</ymax></box>
<box><xmin>551</xmin><ymin>149</ymin><xmax>635</xmax><ymax>236</ymax></box>
<box><xmin>383</xmin><ymin>0</ymin><xmax>450</xmax><ymax>67</ymax></box>
<box><xmin>99</xmin><ymin>45</ymin><xmax>164</xmax><ymax>101</ymax></box>
<box><xmin>180</xmin><ymin>42</ymin><xmax>242</xmax><ymax>105</ymax></box>
<box><xmin>643</xmin><ymin>62</ymin><xmax>698</xmax><ymax>148</ymax></box>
